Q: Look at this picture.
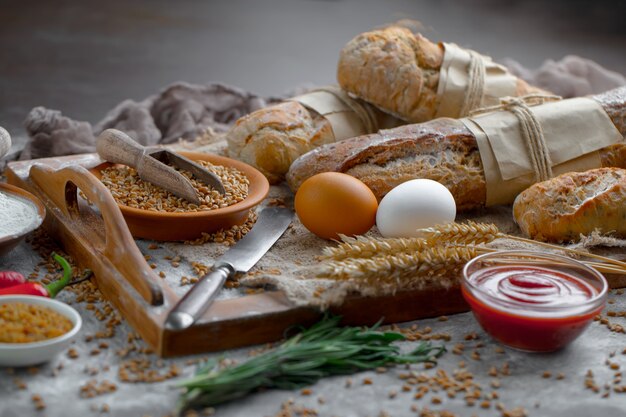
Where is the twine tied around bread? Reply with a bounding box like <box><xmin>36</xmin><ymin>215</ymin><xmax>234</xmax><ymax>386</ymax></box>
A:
<box><xmin>470</xmin><ymin>94</ymin><xmax>562</xmax><ymax>182</ymax></box>
<box><xmin>458</xmin><ymin>52</ymin><xmax>486</xmax><ymax>117</ymax></box>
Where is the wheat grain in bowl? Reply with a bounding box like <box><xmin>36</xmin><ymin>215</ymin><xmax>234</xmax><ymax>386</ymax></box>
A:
<box><xmin>99</xmin><ymin>161</ymin><xmax>249</xmax><ymax>212</ymax></box>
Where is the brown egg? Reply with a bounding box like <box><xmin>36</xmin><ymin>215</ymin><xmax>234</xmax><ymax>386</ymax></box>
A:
<box><xmin>294</xmin><ymin>172</ymin><xmax>378</xmax><ymax>240</ymax></box>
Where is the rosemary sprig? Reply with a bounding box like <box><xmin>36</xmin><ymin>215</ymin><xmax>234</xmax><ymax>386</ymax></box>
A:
<box><xmin>176</xmin><ymin>315</ymin><xmax>445</xmax><ymax>411</ymax></box>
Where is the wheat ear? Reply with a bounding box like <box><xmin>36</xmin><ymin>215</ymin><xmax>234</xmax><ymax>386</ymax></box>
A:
<box><xmin>468</xmin><ymin>245</ymin><xmax>626</xmax><ymax>275</ymax></box>
<box><xmin>417</xmin><ymin>221</ymin><xmax>500</xmax><ymax>245</ymax></box>
<box><xmin>321</xmin><ymin>235</ymin><xmax>429</xmax><ymax>260</ymax></box>
<box><xmin>502</xmin><ymin>235</ymin><xmax>626</xmax><ymax>271</ymax></box>
<box><xmin>424</xmin><ymin>221</ymin><xmax>626</xmax><ymax>271</ymax></box>
<box><xmin>323</xmin><ymin>221</ymin><xmax>500</xmax><ymax>261</ymax></box>
<box><xmin>319</xmin><ymin>246</ymin><xmax>477</xmax><ymax>287</ymax></box>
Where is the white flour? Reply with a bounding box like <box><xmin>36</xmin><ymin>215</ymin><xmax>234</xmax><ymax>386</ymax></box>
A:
<box><xmin>0</xmin><ymin>191</ymin><xmax>40</xmax><ymax>238</ymax></box>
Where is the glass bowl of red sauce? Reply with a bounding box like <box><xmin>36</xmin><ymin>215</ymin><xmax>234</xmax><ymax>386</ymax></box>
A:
<box><xmin>462</xmin><ymin>251</ymin><xmax>608</xmax><ymax>352</ymax></box>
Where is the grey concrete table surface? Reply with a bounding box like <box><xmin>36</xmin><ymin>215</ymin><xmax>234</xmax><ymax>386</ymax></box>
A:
<box><xmin>1</xmin><ymin>233</ymin><xmax>626</xmax><ymax>417</ymax></box>
<box><xmin>1</xmin><ymin>1</ymin><xmax>626</xmax><ymax>416</ymax></box>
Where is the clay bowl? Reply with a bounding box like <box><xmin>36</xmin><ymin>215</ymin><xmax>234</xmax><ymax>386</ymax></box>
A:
<box><xmin>90</xmin><ymin>152</ymin><xmax>270</xmax><ymax>241</ymax></box>
<box><xmin>0</xmin><ymin>183</ymin><xmax>46</xmax><ymax>257</ymax></box>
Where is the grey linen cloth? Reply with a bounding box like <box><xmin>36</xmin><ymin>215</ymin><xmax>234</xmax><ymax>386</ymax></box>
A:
<box><xmin>503</xmin><ymin>55</ymin><xmax>626</xmax><ymax>98</ymax></box>
<box><xmin>20</xmin><ymin>82</ymin><xmax>270</xmax><ymax>160</ymax></box>
<box><xmin>20</xmin><ymin>56</ymin><xmax>625</xmax><ymax>160</ymax></box>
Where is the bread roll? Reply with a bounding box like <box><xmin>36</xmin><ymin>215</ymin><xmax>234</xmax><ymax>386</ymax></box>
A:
<box><xmin>337</xmin><ymin>26</ymin><xmax>547</xmax><ymax>122</ymax></box>
<box><xmin>513</xmin><ymin>168</ymin><xmax>626</xmax><ymax>242</ymax></box>
<box><xmin>227</xmin><ymin>101</ymin><xmax>332</xmax><ymax>183</ymax></box>
<box><xmin>226</xmin><ymin>89</ymin><xmax>401</xmax><ymax>184</ymax></box>
<box><xmin>286</xmin><ymin>87</ymin><xmax>626</xmax><ymax>212</ymax></box>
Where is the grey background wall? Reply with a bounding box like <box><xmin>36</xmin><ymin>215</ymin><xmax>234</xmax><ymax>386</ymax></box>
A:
<box><xmin>1</xmin><ymin>0</ymin><xmax>625</xmax><ymax>145</ymax></box>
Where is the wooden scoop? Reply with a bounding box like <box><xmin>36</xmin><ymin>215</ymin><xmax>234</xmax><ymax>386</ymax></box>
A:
<box><xmin>96</xmin><ymin>129</ymin><xmax>225</xmax><ymax>205</ymax></box>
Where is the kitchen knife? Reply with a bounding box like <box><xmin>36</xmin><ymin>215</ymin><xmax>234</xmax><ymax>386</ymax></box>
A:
<box><xmin>164</xmin><ymin>207</ymin><xmax>293</xmax><ymax>330</ymax></box>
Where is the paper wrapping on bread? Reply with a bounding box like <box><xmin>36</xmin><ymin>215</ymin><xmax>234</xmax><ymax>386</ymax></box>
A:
<box><xmin>226</xmin><ymin>86</ymin><xmax>402</xmax><ymax>183</ymax></box>
<box><xmin>337</xmin><ymin>26</ymin><xmax>548</xmax><ymax>122</ymax></box>
<box><xmin>435</xmin><ymin>43</ymin><xmax>518</xmax><ymax>118</ymax></box>
<box><xmin>463</xmin><ymin>97</ymin><xmax>622</xmax><ymax>205</ymax></box>
<box><xmin>287</xmin><ymin>87</ymin><xmax>626</xmax><ymax>212</ymax></box>
<box><xmin>513</xmin><ymin>168</ymin><xmax>626</xmax><ymax>242</ymax></box>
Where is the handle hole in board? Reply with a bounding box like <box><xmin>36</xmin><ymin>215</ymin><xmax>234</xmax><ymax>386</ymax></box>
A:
<box><xmin>64</xmin><ymin>180</ymin><xmax>107</xmax><ymax>251</ymax></box>
<box><xmin>64</xmin><ymin>181</ymin><xmax>80</xmax><ymax>219</ymax></box>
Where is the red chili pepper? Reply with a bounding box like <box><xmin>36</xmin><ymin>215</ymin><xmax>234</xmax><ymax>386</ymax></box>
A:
<box><xmin>0</xmin><ymin>282</ymin><xmax>50</xmax><ymax>297</ymax></box>
<box><xmin>0</xmin><ymin>253</ymin><xmax>72</xmax><ymax>298</ymax></box>
<box><xmin>0</xmin><ymin>271</ymin><xmax>26</xmax><ymax>289</ymax></box>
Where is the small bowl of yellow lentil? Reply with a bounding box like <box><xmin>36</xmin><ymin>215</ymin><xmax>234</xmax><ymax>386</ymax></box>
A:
<box><xmin>0</xmin><ymin>295</ymin><xmax>82</xmax><ymax>367</ymax></box>
<box><xmin>90</xmin><ymin>151</ymin><xmax>270</xmax><ymax>241</ymax></box>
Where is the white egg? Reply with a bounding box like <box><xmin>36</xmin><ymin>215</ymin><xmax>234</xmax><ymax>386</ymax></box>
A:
<box><xmin>376</xmin><ymin>179</ymin><xmax>456</xmax><ymax>238</ymax></box>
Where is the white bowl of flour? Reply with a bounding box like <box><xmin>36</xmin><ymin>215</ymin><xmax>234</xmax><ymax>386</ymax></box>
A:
<box><xmin>0</xmin><ymin>183</ymin><xmax>45</xmax><ymax>257</ymax></box>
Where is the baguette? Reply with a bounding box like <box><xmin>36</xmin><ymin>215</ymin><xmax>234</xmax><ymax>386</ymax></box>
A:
<box><xmin>226</xmin><ymin>89</ymin><xmax>401</xmax><ymax>183</ymax></box>
<box><xmin>513</xmin><ymin>168</ymin><xmax>626</xmax><ymax>242</ymax></box>
<box><xmin>337</xmin><ymin>26</ymin><xmax>547</xmax><ymax>122</ymax></box>
<box><xmin>286</xmin><ymin>87</ymin><xmax>626</xmax><ymax>212</ymax></box>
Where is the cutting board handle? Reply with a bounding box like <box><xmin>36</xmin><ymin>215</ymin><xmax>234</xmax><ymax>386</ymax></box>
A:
<box><xmin>29</xmin><ymin>163</ymin><xmax>164</xmax><ymax>306</ymax></box>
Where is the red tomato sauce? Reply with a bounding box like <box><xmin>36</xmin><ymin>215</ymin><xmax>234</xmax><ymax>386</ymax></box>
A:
<box><xmin>462</xmin><ymin>266</ymin><xmax>603</xmax><ymax>352</ymax></box>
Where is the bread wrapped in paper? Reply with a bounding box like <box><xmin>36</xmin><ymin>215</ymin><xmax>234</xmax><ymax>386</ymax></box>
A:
<box><xmin>287</xmin><ymin>87</ymin><xmax>626</xmax><ymax>212</ymax></box>
<box><xmin>337</xmin><ymin>26</ymin><xmax>548</xmax><ymax>122</ymax></box>
<box><xmin>227</xmin><ymin>28</ymin><xmax>549</xmax><ymax>184</ymax></box>
<box><xmin>226</xmin><ymin>87</ymin><xmax>401</xmax><ymax>183</ymax></box>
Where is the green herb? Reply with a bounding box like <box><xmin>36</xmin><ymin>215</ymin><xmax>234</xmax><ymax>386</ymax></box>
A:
<box><xmin>177</xmin><ymin>315</ymin><xmax>446</xmax><ymax>411</ymax></box>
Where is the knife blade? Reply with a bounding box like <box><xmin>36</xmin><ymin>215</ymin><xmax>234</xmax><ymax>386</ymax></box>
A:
<box><xmin>164</xmin><ymin>207</ymin><xmax>293</xmax><ymax>330</ymax></box>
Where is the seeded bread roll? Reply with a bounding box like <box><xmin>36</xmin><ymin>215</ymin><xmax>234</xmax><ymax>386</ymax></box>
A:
<box><xmin>337</xmin><ymin>26</ymin><xmax>547</xmax><ymax>122</ymax></box>
<box><xmin>286</xmin><ymin>87</ymin><xmax>626</xmax><ymax>212</ymax></box>
<box><xmin>226</xmin><ymin>92</ymin><xmax>402</xmax><ymax>183</ymax></box>
<box><xmin>513</xmin><ymin>168</ymin><xmax>626</xmax><ymax>242</ymax></box>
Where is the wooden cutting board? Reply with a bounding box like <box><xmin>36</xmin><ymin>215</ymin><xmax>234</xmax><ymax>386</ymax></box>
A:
<box><xmin>3</xmin><ymin>154</ymin><xmax>481</xmax><ymax>357</ymax></box>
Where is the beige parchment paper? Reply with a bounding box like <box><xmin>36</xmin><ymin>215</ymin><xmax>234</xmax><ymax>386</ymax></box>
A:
<box><xmin>435</xmin><ymin>43</ymin><xmax>518</xmax><ymax>118</ymax></box>
<box><xmin>461</xmin><ymin>97</ymin><xmax>624</xmax><ymax>206</ymax></box>
<box><xmin>290</xmin><ymin>86</ymin><xmax>400</xmax><ymax>140</ymax></box>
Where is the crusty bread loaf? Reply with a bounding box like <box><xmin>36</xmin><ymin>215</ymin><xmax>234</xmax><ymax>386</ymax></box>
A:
<box><xmin>286</xmin><ymin>87</ymin><xmax>626</xmax><ymax>212</ymax></box>
<box><xmin>287</xmin><ymin>118</ymin><xmax>487</xmax><ymax>211</ymax></box>
<box><xmin>337</xmin><ymin>26</ymin><xmax>547</xmax><ymax>122</ymax></box>
<box><xmin>513</xmin><ymin>168</ymin><xmax>626</xmax><ymax>242</ymax></box>
<box><xmin>226</xmin><ymin>91</ymin><xmax>402</xmax><ymax>184</ymax></box>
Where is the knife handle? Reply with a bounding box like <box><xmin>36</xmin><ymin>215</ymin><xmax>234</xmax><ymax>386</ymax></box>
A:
<box><xmin>164</xmin><ymin>263</ymin><xmax>234</xmax><ymax>331</ymax></box>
